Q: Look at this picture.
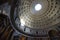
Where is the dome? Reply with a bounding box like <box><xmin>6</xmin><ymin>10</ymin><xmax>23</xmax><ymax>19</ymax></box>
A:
<box><xmin>10</xmin><ymin>0</ymin><xmax>60</xmax><ymax>37</ymax></box>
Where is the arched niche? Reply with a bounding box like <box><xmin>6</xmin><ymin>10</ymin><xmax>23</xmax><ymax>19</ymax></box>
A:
<box><xmin>48</xmin><ymin>30</ymin><xmax>60</xmax><ymax>40</ymax></box>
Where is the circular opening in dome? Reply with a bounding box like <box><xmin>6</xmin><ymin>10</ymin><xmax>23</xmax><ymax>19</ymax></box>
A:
<box><xmin>35</xmin><ymin>4</ymin><xmax>42</xmax><ymax>11</ymax></box>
